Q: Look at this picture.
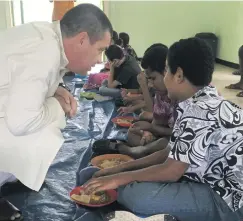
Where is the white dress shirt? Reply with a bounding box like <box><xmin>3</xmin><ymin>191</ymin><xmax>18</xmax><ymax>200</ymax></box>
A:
<box><xmin>0</xmin><ymin>21</ymin><xmax>68</xmax><ymax>191</ymax></box>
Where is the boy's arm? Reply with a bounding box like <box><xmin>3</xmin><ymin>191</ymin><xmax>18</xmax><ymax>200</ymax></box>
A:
<box><xmin>107</xmin><ymin>65</ymin><xmax>120</xmax><ymax>88</ymax></box>
<box><xmin>150</xmin><ymin>123</ymin><xmax>173</xmax><ymax>137</ymax></box>
<box><xmin>85</xmin><ymin>157</ymin><xmax>189</xmax><ymax>193</ymax></box>
<box><xmin>139</xmin><ymin>111</ymin><xmax>153</xmax><ymax>121</ymax></box>
<box><xmin>137</xmin><ymin>73</ymin><xmax>153</xmax><ymax>112</ymax></box>
<box><xmin>93</xmin><ymin>146</ymin><xmax>171</xmax><ymax>178</ymax></box>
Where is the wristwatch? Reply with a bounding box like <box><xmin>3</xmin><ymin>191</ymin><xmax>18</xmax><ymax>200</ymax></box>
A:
<box><xmin>58</xmin><ymin>83</ymin><xmax>71</xmax><ymax>92</ymax></box>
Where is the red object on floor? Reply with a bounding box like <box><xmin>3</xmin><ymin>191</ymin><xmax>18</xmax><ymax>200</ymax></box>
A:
<box><xmin>112</xmin><ymin>116</ymin><xmax>135</xmax><ymax>127</ymax></box>
<box><xmin>70</xmin><ymin>186</ymin><xmax>117</xmax><ymax>207</ymax></box>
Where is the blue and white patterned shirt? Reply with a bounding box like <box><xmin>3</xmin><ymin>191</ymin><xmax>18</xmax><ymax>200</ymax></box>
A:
<box><xmin>169</xmin><ymin>86</ymin><xmax>243</xmax><ymax>211</ymax></box>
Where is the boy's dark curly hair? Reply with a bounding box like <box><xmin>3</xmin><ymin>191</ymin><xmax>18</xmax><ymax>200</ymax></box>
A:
<box><xmin>167</xmin><ymin>37</ymin><xmax>214</xmax><ymax>86</ymax></box>
<box><xmin>105</xmin><ymin>44</ymin><xmax>124</xmax><ymax>61</ymax></box>
<box><xmin>141</xmin><ymin>44</ymin><xmax>168</xmax><ymax>74</ymax></box>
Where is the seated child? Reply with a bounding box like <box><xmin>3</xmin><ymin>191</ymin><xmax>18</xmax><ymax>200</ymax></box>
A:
<box><xmin>83</xmin><ymin>37</ymin><xmax>242</xmax><ymax>221</ymax></box>
<box><xmin>99</xmin><ymin>44</ymin><xmax>141</xmax><ymax>98</ymax></box>
<box><xmin>118</xmin><ymin>44</ymin><xmax>168</xmax><ymax>115</ymax></box>
<box><xmin>119</xmin><ymin>32</ymin><xmax>139</xmax><ymax>61</ymax></box>
<box><xmin>117</xmin><ymin>44</ymin><xmax>177</xmax><ymax>158</ymax></box>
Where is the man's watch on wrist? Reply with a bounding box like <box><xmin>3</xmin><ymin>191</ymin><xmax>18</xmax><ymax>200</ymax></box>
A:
<box><xmin>58</xmin><ymin>83</ymin><xmax>71</xmax><ymax>92</ymax></box>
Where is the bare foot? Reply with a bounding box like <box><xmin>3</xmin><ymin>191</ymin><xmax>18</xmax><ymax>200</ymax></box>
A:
<box><xmin>225</xmin><ymin>82</ymin><xmax>243</xmax><ymax>90</ymax></box>
<box><xmin>232</xmin><ymin>70</ymin><xmax>241</xmax><ymax>75</ymax></box>
<box><xmin>118</xmin><ymin>144</ymin><xmax>148</xmax><ymax>159</ymax></box>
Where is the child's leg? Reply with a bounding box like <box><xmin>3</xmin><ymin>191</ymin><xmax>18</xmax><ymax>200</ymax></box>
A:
<box><xmin>119</xmin><ymin>138</ymin><xmax>169</xmax><ymax>159</ymax></box>
<box><xmin>127</xmin><ymin>126</ymin><xmax>143</xmax><ymax>147</ymax></box>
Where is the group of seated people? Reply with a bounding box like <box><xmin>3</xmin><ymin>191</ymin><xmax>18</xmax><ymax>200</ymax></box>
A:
<box><xmin>77</xmin><ymin>36</ymin><xmax>243</xmax><ymax>221</ymax></box>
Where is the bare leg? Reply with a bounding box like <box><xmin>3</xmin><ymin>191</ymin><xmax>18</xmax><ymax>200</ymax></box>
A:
<box><xmin>127</xmin><ymin>125</ymin><xmax>143</xmax><ymax>147</ymax></box>
<box><xmin>236</xmin><ymin>46</ymin><xmax>243</xmax><ymax>97</ymax></box>
<box><xmin>119</xmin><ymin>138</ymin><xmax>169</xmax><ymax>159</ymax></box>
<box><xmin>226</xmin><ymin>45</ymin><xmax>243</xmax><ymax>89</ymax></box>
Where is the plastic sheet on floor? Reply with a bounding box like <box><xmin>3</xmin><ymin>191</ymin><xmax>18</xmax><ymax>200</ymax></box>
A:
<box><xmin>5</xmin><ymin>76</ymin><xmax>128</xmax><ymax>221</ymax></box>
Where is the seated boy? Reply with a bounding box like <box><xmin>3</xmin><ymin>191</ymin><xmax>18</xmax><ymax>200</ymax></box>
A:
<box><xmin>117</xmin><ymin>44</ymin><xmax>176</xmax><ymax>158</ymax></box>
<box><xmin>119</xmin><ymin>32</ymin><xmax>139</xmax><ymax>61</ymax></box>
<box><xmin>83</xmin><ymin>38</ymin><xmax>243</xmax><ymax>221</ymax></box>
<box><xmin>99</xmin><ymin>45</ymin><xmax>141</xmax><ymax>98</ymax></box>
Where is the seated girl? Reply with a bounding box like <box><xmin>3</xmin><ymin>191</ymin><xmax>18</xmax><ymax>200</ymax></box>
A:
<box><xmin>83</xmin><ymin>37</ymin><xmax>243</xmax><ymax>221</ymax></box>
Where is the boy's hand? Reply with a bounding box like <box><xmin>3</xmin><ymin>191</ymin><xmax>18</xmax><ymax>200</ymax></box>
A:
<box><xmin>93</xmin><ymin>167</ymin><xmax>123</xmax><ymax>178</ymax></box>
<box><xmin>137</xmin><ymin>72</ymin><xmax>147</xmax><ymax>87</ymax></box>
<box><xmin>110</xmin><ymin>59</ymin><xmax>122</xmax><ymax>69</ymax></box>
<box><xmin>83</xmin><ymin>175</ymin><xmax>123</xmax><ymax>194</ymax></box>
<box><xmin>118</xmin><ymin>106</ymin><xmax>134</xmax><ymax>115</ymax></box>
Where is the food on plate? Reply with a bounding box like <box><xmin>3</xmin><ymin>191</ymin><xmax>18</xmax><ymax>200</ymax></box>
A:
<box><xmin>80</xmin><ymin>92</ymin><xmax>96</xmax><ymax>99</ymax></box>
<box><xmin>71</xmin><ymin>190</ymin><xmax>110</xmax><ymax>205</ymax></box>
<box><xmin>97</xmin><ymin>158</ymin><xmax>128</xmax><ymax>169</ymax></box>
<box><xmin>116</xmin><ymin>118</ymin><xmax>133</xmax><ymax>124</ymax></box>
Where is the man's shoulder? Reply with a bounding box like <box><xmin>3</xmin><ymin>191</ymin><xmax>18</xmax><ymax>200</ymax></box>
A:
<box><xmin>0</xmin><ymin>22</ymin><xmax>61</xmax><ymax>58</ymax></box>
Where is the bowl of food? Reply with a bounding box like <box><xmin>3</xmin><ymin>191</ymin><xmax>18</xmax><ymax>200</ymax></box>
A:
<box><xmin>70</xmin><ymin>186</ymin><xmax>117</xmax><ymax>207</ymax></box>
<box><xmin>91</xmin><ymin>154</ymin><xmax>134</xmax><ymax>169</ymax></box>
<box><xmin>112</xmin><ymin>116</ymin><xmax>134</xmax><ymax>127</ymax></box>
<box><xmin>80</xmin><ymin>92</ymin><xmax>96</xmax><ymax>100</ymax></box>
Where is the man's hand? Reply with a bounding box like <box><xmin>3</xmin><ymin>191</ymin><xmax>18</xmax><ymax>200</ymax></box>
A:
<box><xmin>55</xmin><ymin>86</ymin><xmax>77</xmax><ymax>117</ymax></box>
<box><xmin>54</xmin><ymin>95</ymin><xmax>72</xmax><ymax>115</ymax></box>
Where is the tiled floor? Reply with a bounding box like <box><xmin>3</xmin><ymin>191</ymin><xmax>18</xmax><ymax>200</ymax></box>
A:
<box><xmin>212</xmin><ymin>64</ymin><xmax>242</xmax><ymax>107</ymax></box>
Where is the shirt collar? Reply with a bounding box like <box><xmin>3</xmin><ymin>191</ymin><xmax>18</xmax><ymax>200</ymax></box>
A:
<box><xmin>180</xmin><ymin>85</ymin><xmax>219</xmax><ymax>106</ymax></box>
<box><xmin>52</xmin><ymin>21</ymin><xmax>69</xmax><ymax>69</ymax></box>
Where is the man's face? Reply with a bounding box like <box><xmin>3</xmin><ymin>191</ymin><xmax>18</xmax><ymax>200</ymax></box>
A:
<box><xmin>64</xmin><ymin>31</ymin><xmax>111</xmax><ymax>74</ymax></box>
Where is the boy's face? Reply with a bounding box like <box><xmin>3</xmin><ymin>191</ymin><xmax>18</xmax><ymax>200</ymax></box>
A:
<box><xmin>163</xmin><ymin>60</ymin><xmax>184</xmax><ymax>101</ymax></box>
<box><xmin>145</xmin><ymin>68</ymin><xmax>166</xmax><ymax>92</ymax></box>
<box><xmin>109</xmin><ymin>56</ymin><xmax>125</xmax><ymax>68</ymax></box>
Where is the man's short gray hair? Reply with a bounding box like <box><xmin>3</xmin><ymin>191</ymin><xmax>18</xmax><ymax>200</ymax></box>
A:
<box><xmin>60</xmin><ymin>3</ymin><xmax>113</xmax><ymax>43</ymax></box>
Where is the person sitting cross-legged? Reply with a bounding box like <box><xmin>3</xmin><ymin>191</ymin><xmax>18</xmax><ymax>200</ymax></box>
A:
<box><xmin>117</xmin><ymin>44</ymin><xmax>177</xmax><ymax>159</ymax></box>
<box><xmin>82</xmin><ymin>37</ymin><xmax>243</xmax><ymax>221</ymax></box>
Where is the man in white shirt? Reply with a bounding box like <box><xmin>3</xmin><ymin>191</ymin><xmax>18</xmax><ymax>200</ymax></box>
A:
<box><xmin>0</xmin><ymin>3</ymin><xmax>112</xmax><ymax>220</ymax></box>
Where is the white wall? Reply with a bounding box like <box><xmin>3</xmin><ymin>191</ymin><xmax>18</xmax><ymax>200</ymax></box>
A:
<box><xmin>0</xmin><ymin>1</ymin><xmax>12</xmax><ymax>31</ymax></box>
<box><xmin>108</xmin><ymin>1</ymin><xmax>219</xmax><ymax>57</ymax></box>
<box><xmin>107</xmin><ymin>1</ymin><xmax>243</xmax><ymax>63</ymax></box>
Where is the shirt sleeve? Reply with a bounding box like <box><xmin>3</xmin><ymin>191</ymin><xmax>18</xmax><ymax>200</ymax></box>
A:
<box><xmin>4</xmin><ymin>40</ymin><xmax>65</xmax><ymax>136</ymax></box>
<box><xmin>168</xmin><ymin>104</ymin><xmax>215</xmax><ymax>167</ymax></box>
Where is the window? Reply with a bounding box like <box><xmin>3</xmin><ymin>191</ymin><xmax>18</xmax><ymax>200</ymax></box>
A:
<box><xmin>12</xmin><ymin>0</ymin><xmax>103</xmax><ymax>26</ymax></box>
